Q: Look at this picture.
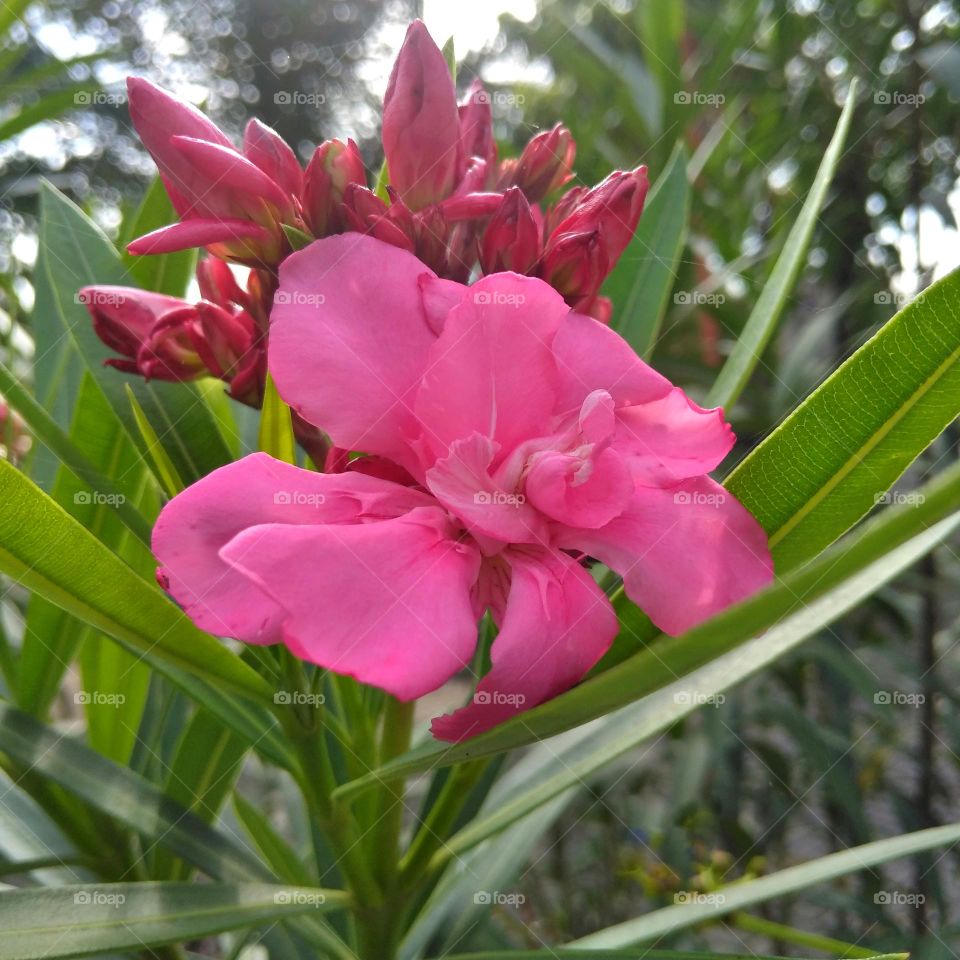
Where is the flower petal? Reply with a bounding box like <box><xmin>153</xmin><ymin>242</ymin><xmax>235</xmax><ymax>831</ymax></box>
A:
<box><xmin>559</xmin><ymin>477</ymin><xmax>774</xmax><ymax>636</ymax></box>
<box><xmin>425</xmin><ymin>433</ymin><xmax>548</xmax><ymax>546</ymax></box>
<box><xmin>431</xmin><ymin>547</ymin><xmax>616</xmax><ymax>741</ymax></box>
<box><xmin>269</xmin><ymin>234</ymin><xmax>441</xmax><ymax>472</ymax></box>
<box><xmin>552</xmin><ymin>310</ymin><xmax>671</xmax><ymax>414</ymax></box>
<box><xmin>614</xmin><ymin>387</ymin><xmax>735</xmax><ymax>483</ymax></box>
<box><xmin>221</xmin><ymin>507</ymin><xmax>482</xmax><ymax>700</ymax></box>
<box><xmin>127</xmin><ymin>219</ymin><xmax>270</xmax><ymax>256</ymax></box>
<box><xmin>152</xmin><ymin>452</ymin><xmax>434</xmax><ymax>644</ymax></box>
<box><xmin>415</xmin><ymin>273</ymin><xmax>569</xmax><ymax>467</ymax></box>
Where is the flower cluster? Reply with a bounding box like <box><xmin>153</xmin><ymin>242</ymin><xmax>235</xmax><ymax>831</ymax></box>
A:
<box><xmin>152</xmin><ymin>234</ymin><xmax>774</xmax><ymax>741</ymax></box>
<box><xmin>82</xmin><ymin>21</ymin><xmax>649</xmax><ymax>410</ymax></box>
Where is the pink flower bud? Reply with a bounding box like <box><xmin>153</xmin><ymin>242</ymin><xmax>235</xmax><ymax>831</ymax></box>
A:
<box><xmin>501</xmin><ymin>124</ymin><xmax>576</xmax><ymax>202</ymax></box>
<box><xmin>479</xmin><ymin>187</ymin><xmax>541</xmax><ymax>274</ymax></box>
<box><xmin>459</xmin><ymin>78</ymin><xmax>496</xmax><ymax>167</ymax></box>
<box><xmin>302</xmin><ymin>138</ymin><xmax>366</xmax><ymax>237</ymax></box>
<box><xmin>243</xmin><ymin>118</ymin><xmax>304</xmax><ymax>198</ymax></box>
<box><xmin>382</xmin><ymin>20</ymin><xmax>463</xmax><ymax>210</ymax></box>
<box><xmin>539</xmin><ymin>229</ymin><xmax>610</xmax><ymax>307</ymax></box>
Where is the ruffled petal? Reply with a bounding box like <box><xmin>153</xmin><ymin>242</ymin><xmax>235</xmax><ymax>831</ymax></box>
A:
<box><xmin>425</xmin><ymin>433</ymin><xmax>548</xmax><ymax>546</ymax></box>
<box><xmin>431</xmin><ymin>547</ymin><xmax>616</xmax><ymax>741</ymax></box>
<box><xmin>559</xmin><ymin>477</ymin><xmax>774</xmax><ymax>636</ymax></box>
<box><xmin>220</xmin><ymin>507</ymin><xmax>482</xmax><ymax>700</ymax></box>
<box><xmin>415</xmin><ymin>273</ymin><xmax>569</xmax><ymax>467</ymax></box>
<box><xmin>614</xmin><ymin>387</ymin><xmax>735</xmax><ymax>483</ymax></box>
<box><xmin>268</xmin><ymin>234</ymin><xmax>441</xmax><ymax>472</ymax></box>
<box><xmin>152</xmin><ymin>452</ymin><xmax>434</xmax><ymax>644</ymax></box>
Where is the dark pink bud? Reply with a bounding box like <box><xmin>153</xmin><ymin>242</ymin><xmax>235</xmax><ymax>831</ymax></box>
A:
<box><xmin>479</xmin><ymin>187</ymin><xmax>541</xmax><ymax>274</ymax></box>
<box><xmin>193</xmin><ymin>301</ymin><xmax>257</xmax><ymax>381</ymax></box>
<box><xmin>243</xmin><ymin>118</ymin><xmax>304</xmax><ymax>198</ymax></box>
<box><xmin>440</xmin><ymin>191</ymin><xmax>504</xmax><ymax>222</ymax></box>
<box><xmin>551</xmin><ymin>166</ymin><xmax>649</xmax><ymax>268</ymax></box>
<box><xmin>196</xmin><ymin>257</ymin><xmax>251</xmax><ymax>313</ymax></box>
<box><xmin>302</xmin><ymin>138</ymin><xmax>366</xmax><ymax>236</ymax></box>
<box><xmin>459</xmin><ymin>78</ymin><xmax>496</xmax><ymax>167</ymax></box>
<box><xmin>539</xmin><ymin>229</ymin><xmax>610</xmax><ymax>305</ymax></box>
<box><xmin>382</xmin><ymin>20</ymin><xmax>462</xmax><ymax>210</ymax></box>
<box><xmin>502</xmin><ymin>124</ymin><xmax>576</xmax><ymax>202</ymax></box>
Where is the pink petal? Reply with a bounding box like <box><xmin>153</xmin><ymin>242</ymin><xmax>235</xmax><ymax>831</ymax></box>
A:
<box><xmin>243</xmin><ymin>118</ymin><xmax>304</xmax><ymax>198</ymax></box>
<box><xmin>170</xmin><ymin>136</ymin><xmax>294</xmax><ymax>216</ymax></box>
<box><xmin>152</xmin><ymin>452</ymin><xmax>434</xmax><ymax>644</ymax></box>
<box><xmin>126</xmin><ymin>77</ymin><xmax>234</xmax><ymax>218</ymax></box>
<box><xmin>268</xmin><ymin>234</ymin><xmax>442</xmax><ymax>472</ymax></box>
<box><xmin>221</xmin><ymin>507</ymin><xmax>482</xmax><ymax>700</ymax></box>
<box><xmin>415</xmin><ymin>273</ymin><xmax>569</xmax><ymax>468</ymax></box>
<box><xmin>127</xmin><ymin>219</ymin><xmax>270</xmax><ymax>255</ymax></box>
<box><xmin>559</xmin><ymin>477</ymin><xmax>774</xmax><ymax>636</ymax></box>
<box><xmin>614</xmin><ymin>387</ymin><xmax>735</xmax><ymax>483</ymax></box>
<box><xmin>552</xmin><ymin>310</ymin><xmax>671</xmax><ymax>414</ymax></box>
<box><xmin>425</xmin><ymin>433</ymin><xmax>548</xmax><ymax>546</ymax></box>
<box><xmin>431</xmin><ymin>547</ymin><xmax>617</xmax><ymax>741</ymax></box>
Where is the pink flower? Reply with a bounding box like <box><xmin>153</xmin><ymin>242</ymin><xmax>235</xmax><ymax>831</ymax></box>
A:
<box><xmin>125</xmin><ymin>78</ymin><xmax>297</xmax><ymax>266</ymax></box>
<box><xmin>382</xmin><ymin>21</ymin><xmax>463</xmax><ymax>211</ymax></box>
<box><xmin>152</xmin><ymin>234</ymin><xmax>773</xmax><ymax>741</ymax></box>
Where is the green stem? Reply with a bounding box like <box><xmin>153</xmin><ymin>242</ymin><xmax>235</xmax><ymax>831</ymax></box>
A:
<box><xmin>732</xmin><ymin>912</ymin><xmax>894</xmax><ymax>958</ymax></box>
<box><xmin>398</xmin><ymin>759</ymin><xmax>489</xmax><ymax>885</ymax></box>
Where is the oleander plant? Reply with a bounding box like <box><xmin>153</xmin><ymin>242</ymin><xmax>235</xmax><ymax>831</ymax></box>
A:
<box><xmin>1</xmin><ymin>5</ymin><xmax>959</xmax><ymax>960</ymax></box>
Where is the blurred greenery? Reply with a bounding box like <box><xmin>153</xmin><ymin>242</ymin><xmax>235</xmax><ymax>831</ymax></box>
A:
<box><xmin>1</xmin><ymin>0</ymin><xmax>959</xmax><ymax>957</ymax></box>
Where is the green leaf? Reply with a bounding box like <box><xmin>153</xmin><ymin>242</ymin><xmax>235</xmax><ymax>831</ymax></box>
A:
<box><xmin>37</xmin><ymin>181</ymin><xmax>232</xmax><ymax>485</ymax></box>
<box><xmin>707</xmin><ymin>81</ymin><xmax>857</xmax><ymax>410</ymax></box>
<box><xmin>429</xmin><ymin>953</ymin><xmax>903</xmax><ymax>960</ymax></box>
<box><xmin>605</xmin><ymin>143</ymin><xmax>689</xmax><ymax>358</ymax></box>
<box><xmin>0</xmin><ymin>706</ymin><xmax>347</xmax><ymax>958</ymax></box>
<box><xmin>0</xmin><ymin>458</ymin><xmax>272</xmax><ymax>705</ymax></box>
<box><xmin>0</xmin><ymin>882</ymin><xmax>347</xmax><ymax>959</ymax></box>
<box><xmin>726</xmin><ymin>266</ymin><xmax>960</xmax><ymax>572</ymax></box>
<box><xmin>0</xmin><ymin>359</ymin><xmax>152</xmax><ymax>545</ymax></box>
<box><xmin>572</xmin><ymin>822</ymin><xmax>960</xmax><ymax>947</ymax></box>
<box><xmin>125</xmin><ymin>383</ymin><xmax>185</xmax><ymax>496</ymax></box>
<box><xmin>258</xmin><ymin>373</ymin><xmax>297</xmax><ymax>464</ymax></box>
<box><xmin>121</xmin><ymin>177</ymin><xmax>197</xmax><ymax>296</ymax></box>
<box><xmin>0</xmin><ymin>84</ymin><xmax>99</xmax><ymax>142</ymax></box>
<box><xmin>234</xmin><ymin>793</ymin><xmax>317</xmax><ymax>887</ymax></box>
<box><xmin>335</xmin><ymin>459</ymin><xmax>960</xmax><ymax>797</ymax></box>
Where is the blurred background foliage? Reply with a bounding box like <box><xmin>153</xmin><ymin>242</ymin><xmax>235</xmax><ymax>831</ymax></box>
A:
<box><xmin>2</xmin><ymin>0</ymin><xmax>960</xmax><ymax>956</ymax></box>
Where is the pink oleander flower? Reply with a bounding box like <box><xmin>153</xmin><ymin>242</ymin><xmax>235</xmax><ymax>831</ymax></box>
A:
<box><xmin>152</xmin><ymin>234</ymin><xmax>774</xmax><ymax>741</ymax></box>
